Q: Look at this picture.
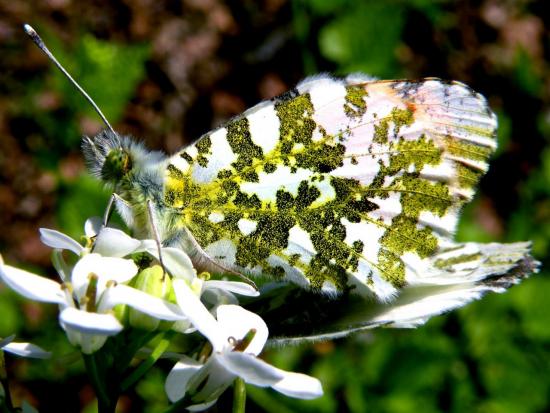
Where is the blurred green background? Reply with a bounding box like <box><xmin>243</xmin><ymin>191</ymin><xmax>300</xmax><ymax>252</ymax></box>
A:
<box><xmin>0</xmin><ymin>0</ymin><xmax>549</xmax><ymax>412</ymax></box>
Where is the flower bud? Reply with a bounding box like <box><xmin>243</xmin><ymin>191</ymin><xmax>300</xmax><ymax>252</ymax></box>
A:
<box><xmin>129</xmin><ymin>265</ymin><xmax>173</xmax><ymax>331</ymax></box>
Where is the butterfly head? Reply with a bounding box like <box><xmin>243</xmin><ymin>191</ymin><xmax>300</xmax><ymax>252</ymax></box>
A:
<box><xmin>82</xmin><ymin>130</ymin><xmax>132</xmax><ymax>185</ymax></box>
<box><xmin>103</xmin><ymin>147</ymin><xmax>132</xmax><ymax>182</ymax></box>
<box><xmin>82</xmin><ymin>129</ymin><xmax>166</xmax><ymax>198</ymax></box>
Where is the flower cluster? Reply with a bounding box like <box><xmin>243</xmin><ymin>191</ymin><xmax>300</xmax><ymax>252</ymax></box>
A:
<box><xmin>0</xmin><ymin>219</ymin><xmax>323</xmax><ymax>409</ymax></box>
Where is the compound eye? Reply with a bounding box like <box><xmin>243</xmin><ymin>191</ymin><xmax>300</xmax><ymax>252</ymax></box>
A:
<box><xmin>101</xmin><ymin>149</ymin><xmax>132</xmax><ymax>182</ymax></box>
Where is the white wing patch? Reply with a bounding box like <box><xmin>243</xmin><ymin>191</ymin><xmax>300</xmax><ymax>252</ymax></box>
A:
<box><xmin>191</xmin><ymin>128</ymin><xmax>236</xmax><ymax>184</ymax></box>
<box><xmin>247</xmin><ymin>104</ymin><xmax>281</xmax><ymax>154</ymax></box>
<box><xmin>237</xmin><ymin>218</ymin><xmax>257</xmax><ymax>236</ymax></box>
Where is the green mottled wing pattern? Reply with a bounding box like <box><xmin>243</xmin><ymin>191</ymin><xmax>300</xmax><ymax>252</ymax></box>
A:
<box><xmin>163</xmin><ymin>75</ymin><xmax>498</xmax><ymax>300</ymax></box>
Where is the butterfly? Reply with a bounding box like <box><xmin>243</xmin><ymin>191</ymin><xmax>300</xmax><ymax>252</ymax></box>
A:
<box><xmin>25</xmin><ymin>24</ymin><xmax>537</xmax><ymax>338</ymax></box>
<box><xmin>83</xmin><ymin>72</ymin><xmax>535</xmax><ymax>299</ymax></box>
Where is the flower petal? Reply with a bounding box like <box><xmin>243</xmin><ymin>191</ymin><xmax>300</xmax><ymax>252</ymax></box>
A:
<box><xmin>101</xmin><ymin>285</ymin><xmax>185</xmax><ymax>321</ymax></box>
<box><xmin>0</xmin><ymin>335</ymin><xmax>15</xmax><ymax>348</ymax></box>
<box><xmin>272</xmin><ymin>371</ymin><xmax>323</xmax><ymax>399</ymax></box>
<box><xmin>189</xmin><ymin>358</ymin><xmax>234</xmax><ymax>406</ymax></box>
<box><xmin>171</xmin><ymin>319</ymin><xmax>194</xmax><ymax>334</ymax></box>
<box><xmin>205</xmin><ymin>280</ymin><xmax>259</xmax><ymax>297</ymax></box>
<box><xmin>141</xmin><ymin>242</ymin><xmax>196</xmax><ymax>282</ymax></box>
<box><xmin>65</xmin><ymin>330</ymin><xmax>109</xmax><ymax>355</ymax></box>
<box><xmin>0</xmin><ymin>264</ymin><xmax>65</xmax><ymax>304</ymax></box>
<box><xmin>3</xmin><ymin>342</ymin><xmax>51</xmax><ymax>359</ymax></box>
<box><xmin>59</xmin><ymin>307</ymin><xmax>123</xmax><ymax>335</ymax></box>
<box><xmin>51</xmin><ymin>250</ymin><xmax>71</xmax><ymax>282</ymax></box>
<box><xmin>161</xmin><ymin>248</ymin><xmax>197</xmax><ymax>281</ymax></box>
<box><xmin>84</xmin><ymin>217</ymin><xmax>103</xmax><ymax>237</ymax></box>
<box><xmin>172</xmin><ymin>279</ymin><xmax>226</xmax><ymax>351</ymax></box>
<box><xmin>187</xmin><ymin>400</ymin><xmax>217</xmax><ymax>412</ymax></box>
<box><xmin>71</xmin><ymin>254</ymin><xmax>138</xmax><ymax>297</ymax></box>
<box><xmin>201</xmin><ymin>288</ymin><xmax>238</xmax><ymax>308</ymax></box>
<box><xmin>216</xmin><ymin>305</ymin><xmax>268</xmax><ymax>356</ymax></box>
<box><xmin>165</xmin><ymin>356</ymin><xmax>203</xmax><ymax>402</ymax></box>
<box><xmin>217</xmin><ymin>352</ymin><xmax>285</xmax><ymax>387</ymax></box>
<box><xmin>39</xmin><ymin>228</ymin><xmax>83</xmax><ymax>255</ymax></box>
<box><xmin>93</xmin><ymin>228</ymin><xmax>141</xmax><ymax>258</ymax></box>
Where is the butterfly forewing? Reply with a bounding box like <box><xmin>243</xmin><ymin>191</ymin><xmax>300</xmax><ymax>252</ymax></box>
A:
<box><xmin>163</xmin><ymin>75</ymin><xmax>497</xmax><ymax>300</ymax></box>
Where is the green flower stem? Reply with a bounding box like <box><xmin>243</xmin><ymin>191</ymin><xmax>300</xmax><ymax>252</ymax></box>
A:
<box><xmin>120</xmin><ymin>330</ymin><xmax>175</xmax><ymax>391</ymax></box>
<box><xmin>83</xmin><ymin>352</ymin><xmax>117</xmax><ymax>413</ymax></box>
<box><xmin>0</xmin><ymin>350</ymin><xmax>15</xmax><ymax>412</ymax></box>
<box><xmin>233</xmin><ymin>377</ymin><xmax>246</xmax><ymax>413</ymax></box>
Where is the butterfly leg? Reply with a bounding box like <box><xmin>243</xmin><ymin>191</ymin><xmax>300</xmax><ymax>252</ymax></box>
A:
<box><xmin>147</xmin><ymin>199</ymin><xmax>166</xmax><ymax>277</ymax></box>
<box><xmin>102</xmin><ymin>192</ymin><xmax>134</xmax><ymax>229</ymax></box>
<box><xmin>102</xmin><ymin>193</ymin><xmax>117</xmax><ymax>228</ymax></box>
<box><xmin>98</xmin><ymin>194</ymin><xmax>167</xmax><ymax>277</ymax></box>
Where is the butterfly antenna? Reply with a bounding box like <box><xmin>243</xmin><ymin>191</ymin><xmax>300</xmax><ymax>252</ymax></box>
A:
<box><xmin>23</xmin><ymin>24</ymin><xmax>117</xmax><ymax>136</ymax></box>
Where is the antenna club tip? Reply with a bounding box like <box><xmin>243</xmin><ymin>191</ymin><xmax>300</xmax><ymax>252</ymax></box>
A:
<box><xmin>23</xmin><ymin>23</ymin><xmax>35</xmax><ymax>35</ymax></box>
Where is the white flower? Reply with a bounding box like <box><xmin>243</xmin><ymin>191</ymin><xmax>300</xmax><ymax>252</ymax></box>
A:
<box><xmin>90</xmin><ymin>222</ymin><xmax>259</xmax><ymax>288</ymax></box>
<box><xmin>0</xmin><ymin>335</ymin><xmax>50</xmax><ymax>359</ymax></box>
<box><xmin>0</xmin><ymin>251</ymin><xmax>185</xmax><ymax>354</ymax></box>
<box><xmin>165</xmin><ymin>280</ymin><xmax>323</xmax><ymax>410</ymax></box>
<box><xmin>89</xmin><ymin>225</ymin><xmax>260</xmax><ymax>330</ymax></box>
<box><xmin>2</xmin><ymin>219</ymin><xmax>258</xmax><ymax>354</ymax></box>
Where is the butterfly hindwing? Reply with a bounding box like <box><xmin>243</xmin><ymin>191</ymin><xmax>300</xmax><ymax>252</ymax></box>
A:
<box><xmin>163</xmin><ymin>75</ymin><xmax>497</xmax><ymax>300</ymax></box>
